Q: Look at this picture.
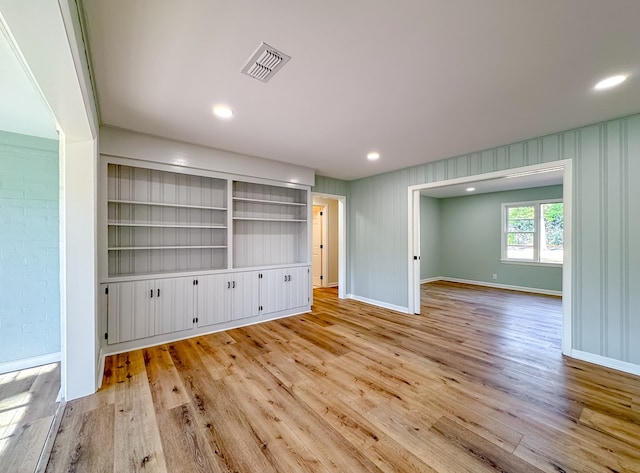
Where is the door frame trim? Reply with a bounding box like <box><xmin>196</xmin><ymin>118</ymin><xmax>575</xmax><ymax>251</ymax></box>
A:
<box><xmin>407</xmin><ymin>160</ymin><xmax>572</xmax><ymax>356</ymax></box>
<box><xmin>311</xmin><ymin>192</ymin><xmax>347</xmax><ymax>299</ymax></box>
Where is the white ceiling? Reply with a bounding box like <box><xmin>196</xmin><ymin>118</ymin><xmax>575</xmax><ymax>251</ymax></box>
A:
<box><xmin>0</xmin><ymin>25</ymin><xmax>57</xmax><ymax>139</ymax></box>
<box><xmin>82</xmin><ymin>0</ymin><xmax>640</xmax><ymax>181</ymax></box>
<box><xmin>420</xmin><ymin>169</ymin><xmax>563</xmax><ymax>199</ymax></box>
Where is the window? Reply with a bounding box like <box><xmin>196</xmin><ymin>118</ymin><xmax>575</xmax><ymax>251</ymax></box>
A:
<box><xmin>502</xmin><ymin>200</ymin><xmax>563</xmax><ymax>264</ymax></box>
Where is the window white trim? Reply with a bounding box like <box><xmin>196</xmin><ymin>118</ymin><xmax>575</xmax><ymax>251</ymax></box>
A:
<box><xmin>501</xmin><ymin>198</ymin><xmax>563</xmax><ymax>265</ymax></box>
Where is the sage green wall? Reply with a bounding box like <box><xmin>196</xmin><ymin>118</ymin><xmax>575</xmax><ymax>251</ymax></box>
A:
<box><xmin>438</xmin><ymin>186</ymin><xmax>562</xmax><ymax>291</ymax></box>
<box><xmin>419</xmin><ymin>196</ymin><xmax>440</xmax><ymax>280</ymax></box>
<box><xmin>313</xmin><ymin>175</ymin><xmax>349</xmax><ymax>196</ymax></box>
<box><xmin>345</xmin><ymin>112</ymin><xmax>640</xmax><ymax>366</ymax></box>
<box><xmin>0</xmin><ymin>130</ymin><xmax>60</xmax><ymax>365</ymax></box>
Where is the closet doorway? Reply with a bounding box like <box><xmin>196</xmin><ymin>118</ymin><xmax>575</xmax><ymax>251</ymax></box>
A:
<box><xmin>312</xmin><ymin>205</ymin><xmax>326</xmax><ymax>287</ymax></box>
<box><xmin>311</xmin><ymin>193</ymin><xmax>346</xmax><ymax>298</ymax></box>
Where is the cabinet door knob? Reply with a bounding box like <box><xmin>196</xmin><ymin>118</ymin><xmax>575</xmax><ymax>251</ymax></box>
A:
<box><xmin>157</xmin><ymin>288</ymin><xmax>160</xmax><ymax>297</ymax></box>
<box><xmin>232</xmin><ymin>281</ymin><xmax>236</xmax><ymax>289</ymax></box>
<box><xmin>150</xmin><ymin>289</ymin><xmax>153</xmax><ymax>298</ymax></box>
<box><xmin>228</xmin><ymin>281</ymin><xmax>231</xmax><ymax>289</ymax></box>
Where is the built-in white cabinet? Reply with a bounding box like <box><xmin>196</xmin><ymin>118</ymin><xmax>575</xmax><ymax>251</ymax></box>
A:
<box><xmin>195</xmin><ymin>272</ymin><xmax>260</xmax><ymax>326</ymax></box>
<box><xmin>107</xmin><ymin>164</ymin><xmax>228</xmax><ymax>277</ymax></box>
<box><xmin>233</xmin><ymin>181</ymin><xmax>308</xmax><ymax>268</ymax></box>
<box><xmin>101</xmin><ymin>158</ymin><xmax>311</xmax><ymax>351</ymax></box>
<box><xmin>106</xmin><ymin>277</ymin><xmax>194</xmax><ymax>344</ymax></box>
<box><xmin>259</xmin><ymin>267</ymin><xmax>310</xmax><ymax>315</ymax></box>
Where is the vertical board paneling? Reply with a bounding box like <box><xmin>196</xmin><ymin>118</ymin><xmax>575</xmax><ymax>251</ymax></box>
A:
<box><xmin>525</xmin><ymin>139</ymin><xmax>540</xmax><ymax>166</ymax></box>
<box><xmin>576</xmin><ymin>125</ymin><xmax>602</xmax><ymax>353</ymax></box>
<box><xmin>542</xmin><ymin>135</ymin><xmax>560</xmax><ymax>163</ymax></box>
<box><xmin>434</xmin><ymin>160</ymin><xmax>447</xmax><ymax>181</ymax></box>
<box><xmin>604</xmin><ymin>122</ymin><xmax>622</xmax><ymax>359</ymax></box>
<box><xmin>508</xmin><ymin>143</ymin><xmax>524</xmax><ymax>169</ymax></box>
<box><xmin>626</xmin><ymin>115</ymin><xmax>640</xmax><ymax>364</ymax></box>
<box><xmin>469</xmin><ymin>153</ymin><xmax>482</xmax><ymax>176</ymax></box>
<box><xmin>345</xmin><ymin>112</ymin><xmax>640</xmax><ymax>367</ymax></box>
<box><xmin>480</xmin><ymin>149</ymin><xmax>494</xmax><ymax>173</ymax></box>
<box><xmin>312</xmin><ymin>175</ymin><xmax>349</xmax><ymax>196</ymax></box>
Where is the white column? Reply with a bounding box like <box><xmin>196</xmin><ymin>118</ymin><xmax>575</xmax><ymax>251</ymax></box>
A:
<box><xmin>60</xmin><ymin>137</ymin><xmax>98</xmax><ymax>400</ymax></box>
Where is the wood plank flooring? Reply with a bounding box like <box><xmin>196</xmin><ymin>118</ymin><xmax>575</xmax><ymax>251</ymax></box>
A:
<box><xmin>0</xmin><ymin>362</ymin><xmax>61</xmax><ymax>473</ymax></box>
<box><xmin>46</xmin><ymin>282</ymin><xmax>640</xmax><ymax>472</ymax></box>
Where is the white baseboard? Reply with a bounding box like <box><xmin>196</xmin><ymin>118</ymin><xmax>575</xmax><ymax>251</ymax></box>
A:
<box><xmin>326</xmin><ymin>282</ymin><xmax>339</xmax><ymax>288</ymax></box>
<box><xmin>346</xmin><ymin>294</ymin><xmax>409</xmax><ymax>314</ymax></box>
<box><xmin>97</xmin><ymin>347</ymin><xmax>105</xmax><ymax>390</ymax></box>
<box><xmin>0</xmin><ymin>352</ymin><xmax>61</xmax><ymax>374</ymax></box>
<box><xmin>570</xmin><ymin>350</ymin><xmax>640</xmax><ymax>377</ymax></box>
<box><xmin>423</xmin><ymin>276</ymin><xmax>562</xmax><ymax>297</ymax></box>
<box><xmin>420</xmin><ymin>277</ymin><xmax>441</xmax><ymax>284</ymax></box>
<box><xmin>102</xmin><ymin>306</ymin><xmax>311</xmax><ymax>357</ymax></box>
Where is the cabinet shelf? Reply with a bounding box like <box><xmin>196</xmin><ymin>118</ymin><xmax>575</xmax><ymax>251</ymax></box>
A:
<box><xmin>108</xmin><ymin>199</ymin><xmax>227</xmax><ymax>211</ymax></box>
<box><xmin>109</xmin><ymin>246</ymin><xmax>228</xmax><ymax>251</ymax></box>
<box><xmin>108</xmin><ymin>223</ymin><xmax>227</xmax><ymax>229</ymax></box>
<box><xmin>233</xmin><ymin>217</ymin><xmax>307</xmax><ymax>222</ymax></box>
<box><xmin>232</xmin><ymin>197</ymin><xmax>306</xmax><ymax>206</ymax></box>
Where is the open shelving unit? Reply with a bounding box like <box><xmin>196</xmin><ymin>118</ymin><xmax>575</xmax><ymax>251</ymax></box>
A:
<box><xmin>101</xmin><ymin>159</ymin><xmax>312</xmax><ymax>350</ymax></box>
<box><xmin>232</xmin><ymin>181</ymin><xmax>309</xmax><ymax>268</ymax></box>
<box><xmin>107</xmin><ymin>164</ymin><xmax>228</xmax><ymax>276</ymax></box>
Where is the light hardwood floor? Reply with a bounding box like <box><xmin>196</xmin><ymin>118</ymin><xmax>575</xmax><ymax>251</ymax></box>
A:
<box><xmin>0</xmin><ymin>362</ymin><xmax>60</xmax><ymax>473</ymax></box>
<box><xmin>45</xmin><ymin>283</ymin><xmax>640</xmax><ymax>472</ymax></box>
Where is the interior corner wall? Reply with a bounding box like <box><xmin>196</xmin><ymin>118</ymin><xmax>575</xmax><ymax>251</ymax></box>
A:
<box><xmin>438</xmin><ymin>186</ymin><xmax>563</xmax><ymax>291</ymax></box>
<box><xmin>419</xmin><ymin>196</ymin><xmax>440</xmax><ymax>280</ymax></box>
<box><xmin>0</xmin><ymin>130</ymin><xmax>60</xmax><ymax>366</ymax></box>
<box><xmin>347</xmin><ymin>112</ymin><xmax>640</xmax><ymax>367</ymax></box>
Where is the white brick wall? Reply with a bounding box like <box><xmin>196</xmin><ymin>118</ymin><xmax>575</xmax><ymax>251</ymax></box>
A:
<box><xmin>0</xmin><ymin>131</ymin><xmax>60</xmax><ymax>365</ymax></box>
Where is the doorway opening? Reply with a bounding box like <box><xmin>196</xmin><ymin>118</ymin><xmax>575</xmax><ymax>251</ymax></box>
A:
<box><xmin>311</xmin><ymin>193</ymin><xmax>347</xmax><ymax>299</ymax></box>
<box><xmin>312</xmin><ymin>204</ymin><xmax>326</xmax><ymax>288</ymax></box>
<box><xmin>407</xmin><ymin>160</ymin><xmax>572</xmax><ymax>355</ymax></box>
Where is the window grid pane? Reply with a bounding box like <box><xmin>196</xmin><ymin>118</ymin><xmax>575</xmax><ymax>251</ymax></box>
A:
<box><xmin>503</xmin><ymin>201</ymin><xmax>563</xmax><ymax>264</ymax></box>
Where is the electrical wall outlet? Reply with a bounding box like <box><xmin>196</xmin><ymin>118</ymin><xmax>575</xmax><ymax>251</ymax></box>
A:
<box><xmin>492</xmin><ymin>273</ymin><xmax>498</xmax><ymax>280</ymax></box>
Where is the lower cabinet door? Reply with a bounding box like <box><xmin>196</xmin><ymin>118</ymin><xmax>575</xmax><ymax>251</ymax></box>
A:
<box><xmin>154</xmin><ymin>277</ymin><xmax>194</xmax><ymax>336</ymax></box>
<box><xmin>107</xmin><ymin>280</ymin><xmax>154</xmax><ymax>344</ymax></box>
<box><xmin>260</xmin><ymin>268</ymin><xmax>288</xmax><ymax>315</ymax></box>
<box><xmin>260</xmin><ymin>267</ymin><xmax>310</xmax><ymax>315</ymax></box>
<box><xmin>197</xmin><ymin>274</ymin><xmax>229</xmax><ymax>327</ymax></box>
<box><xmin>230</xmin><ymin>271</ymin><xmax>260</xmax><ymax>320</ymax></box>
<box><xmin>288</xmin><ymin>266</ymin><xmax>310</xmax><ymax>309</ymax></box>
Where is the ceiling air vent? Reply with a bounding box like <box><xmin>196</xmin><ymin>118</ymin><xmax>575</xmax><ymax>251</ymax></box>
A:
<box><xmin>241</xmin><ymin>43</ymin><xmax>291</xmax><ymax>83</ymax></box>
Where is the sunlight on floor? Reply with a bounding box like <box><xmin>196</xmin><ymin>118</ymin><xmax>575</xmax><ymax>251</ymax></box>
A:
<box><xmin>0</xmin><ymin>401</ymin><xmax>29</xmax><ymax>456</ymax></box>
<box><xmin>0</xmin><ymin>364</ymin><xmax>56</xmax><ymax>459</ymax></box>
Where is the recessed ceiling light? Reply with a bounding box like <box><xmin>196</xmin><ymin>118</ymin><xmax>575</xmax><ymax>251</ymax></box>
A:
<box><xmin>593</xmin><ymin>74</ymin><xmax>628</xmax><ymax>91</ymax></box>
<box><xmin>466</xmin><ymin>187</ymin><xmax>476</xmax><ymax>192</ymax></box>
<box><xmin>367</xmin><ymin>152</ymin><xmax>380</xmax><ymax>161</ymax></box>
<box><xmin>213</xmin><ymin>105</ymin><xmax>234</xmax><ymax>119</ymax></box>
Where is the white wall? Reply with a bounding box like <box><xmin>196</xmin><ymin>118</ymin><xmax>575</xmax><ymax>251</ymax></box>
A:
<box><xmin>0</xmin><ymin>0</ymin><xmax>99</xmax><ymax>400</ymax></box>
<box><xmin>100</xmin><ymin>127</ymin><xmax>315</xmax><ymax>187</ymax></box>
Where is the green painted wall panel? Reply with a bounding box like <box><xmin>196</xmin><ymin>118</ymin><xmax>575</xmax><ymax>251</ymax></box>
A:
<box><xmin>604</xmin><ymin>121</ymin><xmax>623</xmax><ymax>360</ymax></box>
<box><xmin>312</xmin><ymin>175</ymin><xmax>349</xmax><ymax>196</ymax></box>
<box><xmin>419</xmin><ymin>197</ymin><xmax>440</xmax><ymax>280</ymax></box>
<box><xmin>346</xmin><ymin>112</ymin><xmax>640</xmax><ymax>365</ymax></box>
<box><xmin>438</xmin><ymin>186</ymin><xmax>563</xmax><ymax>291</ymax></box>
<box><xmin>626</xmin><ymin>115</ymin><xmax>640</xmax><ymax>363</ymax></box>
<box><xmin>542</xmin><ymin>135</ymin><xmax>560</xmax><ymax>163</ymax></box>
<box><xmin>576</xmin><ymin>124</ymin><xmax>602</xmax><ymax>354</ymax></box>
